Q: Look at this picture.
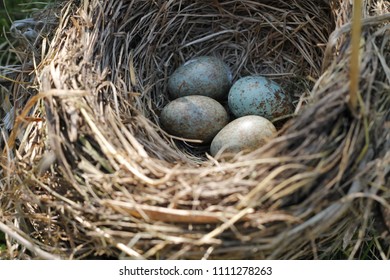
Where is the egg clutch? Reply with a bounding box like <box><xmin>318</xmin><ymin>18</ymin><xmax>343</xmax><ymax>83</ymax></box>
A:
<box><xmin>160</xmin><ymin>56</ymin><xmax>293</xmax><ymax>157</ymax></box>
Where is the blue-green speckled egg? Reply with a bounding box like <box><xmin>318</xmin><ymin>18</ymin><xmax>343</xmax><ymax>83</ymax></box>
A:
<box><xmin>168</xmin><ymin>56</ymin><xmax>232</xmax><ymax>100</ymax></box>
<box><xmin>160</xmin><ymin>95</ymin><xmax>229</xmax><ymax>143</ymax></box>
<box><xmin>210</xmin><ymin>115</ymin><xmax>276</xmax><ymax>156</ymax></box>
<box><xmin>228</xmin><ymin>76</ymin><xmax>292</xmax><ymax>120</ymax></box>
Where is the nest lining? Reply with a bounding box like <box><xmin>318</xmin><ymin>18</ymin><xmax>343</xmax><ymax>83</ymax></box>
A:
<box><xmin>0</xmin><ymin>0</ymin><xmax>389</xmax><ymax>259</ymax></box>
<box><xmin>98</xmin><ymin>0</ymin><xmax>333</xmax><ymax>164</ymax></box>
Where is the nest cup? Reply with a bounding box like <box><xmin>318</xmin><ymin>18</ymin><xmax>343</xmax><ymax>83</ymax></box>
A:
<box><xmin>1</xmin><ymin>0</ymin><xmax>390</xmax><ymax>259</ymax></box>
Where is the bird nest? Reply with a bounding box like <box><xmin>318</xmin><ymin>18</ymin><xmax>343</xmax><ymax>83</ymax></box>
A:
<box><xmin>0</xmin><ymin>0</ymin><xmax>389</xmax><ymax>259</ymax></box>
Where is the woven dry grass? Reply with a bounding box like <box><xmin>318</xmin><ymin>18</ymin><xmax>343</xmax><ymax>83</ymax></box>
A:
<box><xmin>0</xmin><ymin>0</ymin><xmax>389</xmax><ymax>259</ymax></box>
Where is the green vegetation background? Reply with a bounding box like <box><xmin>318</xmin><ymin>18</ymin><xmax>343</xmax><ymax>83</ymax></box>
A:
<box><xmin>0</xmin><ymin>0</ymin><xmax>50</xmax><ymax>35</ymax></box>
<box><xmin>0</xmin><ymin>0</ymin><xmax>50</xmax><ymax>62</ymax></box>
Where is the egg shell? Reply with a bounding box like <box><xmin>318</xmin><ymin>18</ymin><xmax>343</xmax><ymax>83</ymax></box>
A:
<box><xmin>168</xmin><ymin>56</ymin><xmax>232</xmax><ymax>100</ymax></box>
<box><xmin>160</xmin><ymin>95</ymin><xmax>229</xmax><ymax>143</ymax></box>
<box><xmin>210</xmin><ymin>115</ymin><xmax>276</xmax><ymax>156</ymax></box>
<box><xmin>228</xmin><ymin>76</ymin><xmax>292</xmax><ymax>120</ymax></box>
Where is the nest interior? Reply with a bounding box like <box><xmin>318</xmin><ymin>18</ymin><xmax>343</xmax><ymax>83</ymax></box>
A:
<box><xmin>0</xmin><ymin>0</ymin><xmax>389</xmax><ymax>259</ymax></box>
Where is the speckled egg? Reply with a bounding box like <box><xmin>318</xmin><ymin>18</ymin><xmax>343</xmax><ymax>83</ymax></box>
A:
<box><xmin>210</xmin><ymin>115</ymin><xmax>276</xmax><ymax>156</ymax></box>
<box><xmin>168</xmin><ymin>56</ymin><xmax>232</xmax><ymax>100</ymax></box>
<box><xmin>160</xmin><ymin>95</ymin><xmax>229</xmax><ymax>143</ymax></box>
<box><xmin>228</xmin><ymin>76</ymin><xmax>292</xmax><ymax>120</ymax></box>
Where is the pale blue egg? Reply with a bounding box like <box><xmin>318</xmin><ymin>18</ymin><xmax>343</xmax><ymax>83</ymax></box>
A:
<box><xmin>168</xmin><ymin>56</ymin><xmax>232</xmax><ymax>100</ymax></box>
<box><xmin>228</xmin><ymin>76</ymin><xmax>292</xmax><ymax>120</ymax></box>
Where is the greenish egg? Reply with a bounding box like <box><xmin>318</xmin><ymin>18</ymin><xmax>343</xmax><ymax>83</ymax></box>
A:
<box><xmin>168</xmin><ymin>56</ymin><xmax>232</xmax><ymax>100</ymax></box>
<box><xmin>228</xmin><ymin>76</ymin><xmax>292</xmax><ymax>120</ymax></box>
<box><xmin>160</xmin><ymin>95</ymin><xmax>229</xmax><ymax>143</ymax></box>
<box><xmin>210</xmin><ymin>115</ymin><xmax>276</xmax><ymax>156</ymax></box>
